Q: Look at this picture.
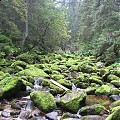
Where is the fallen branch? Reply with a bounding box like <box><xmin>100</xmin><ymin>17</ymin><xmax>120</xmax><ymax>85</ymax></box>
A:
<box><xmin>50</xmin><ymin>79</ymin><xmax>69</xmax><ymax>91</ymax></box>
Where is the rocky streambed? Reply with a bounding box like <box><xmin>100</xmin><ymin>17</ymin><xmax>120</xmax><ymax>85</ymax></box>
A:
<box><xmin>0</xmin><ymin>52</ymin><xmax>120</xmax><ymax>120</ymax></box>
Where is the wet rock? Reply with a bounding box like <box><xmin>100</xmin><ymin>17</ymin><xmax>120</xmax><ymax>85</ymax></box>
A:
<box><xmin>109</xmin><ymin>95</ymin><xmax>120</xmax><ymax>101</ymax></box>
<box><xmin>57</xmin><ymin>90</ymin><xmax>86</xmax><ymax>113</ymax></box>
<box><xmin>78</xmin><ymin>104</ymin><xmax>107</xmax><ymax>116</ymax></box>
<box><xmin>30</xmin><ymin>91</ymin><xmax>57</xmax><ymax>113</ymax></box>
<box><xmin>19</xmin><ymin>110</ymin><xmax>32</xmax><ymax>119</ymax></box>
<box><xmin>45</xmin><ymin>111</ymin><xmax>58</xmax><ymax>120</ymax></box>
<box><xmin>96</xmin><ymin>62</ymin><xmax>104</xmax><ymax>68</ymax></box>
<box><xmin>95</xmin><ymin>85</ymin><xmax>111</xmax><ymax>95</ymax></box>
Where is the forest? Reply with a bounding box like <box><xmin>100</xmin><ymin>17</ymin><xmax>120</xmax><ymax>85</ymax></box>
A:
<box><xmin>0</xmin><ymin>0</ymin><xmax>120</xmax><ymax>120</ymax></box>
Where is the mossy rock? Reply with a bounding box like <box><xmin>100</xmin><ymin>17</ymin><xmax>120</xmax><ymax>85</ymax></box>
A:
<box><xmin>41</xmin><ymin>79</ymin><xmax>64</xmax><ymax>95</ymax></box>
<box><xmin>66</xmin><ymin>58</ymin><xmax>78</xmax><ymax>67</ymax></box>
<box><xmin>95</xmin><ymin>85</ymin><xmax>111</xmax><ymax>96</ymax></box>
<box><xmin>110</xmin><ymin>100</ymin><xmax>120</xmax><ymax>108</ymax></box>
<box><xmin>11</xmin><ymin>60</ymin><xmax>27</xmax><ymax>69</ymax></box>
<box><xmin>79</xmin><ymin>104</ymin><xmax>107</xmax><ymax>115</ymax></box>
<box><xmin>17</xmin><ymin>66</ymin><xmax>49</xmax><ymax>78</ymax></box>
<box><xmin>85</xmin><ymin>87</ymin><xmax>96</xmax><ymax>95</ymax></box>
<box><xmin>110</xmin><ymin>88</ymin><xmax>120</xmax><ymax>95</ymax></box>
<box><xmin>57</xmin><ymin>90</ymin><xmax>86</xmax><ymax>113</ymax></box>
<box><xmin>89</xmin><ymin>76</ymin><xmax>103</xmax><ymax>85</ymax></box>
<box><xmin>79</xmin><ymin>63</ymin><xmax>96</xmax><ymax>73</ymax></box>
<box><xmin>107</xmin><ymin>74</ymin><xmax>120</xmax><ymax>82</ymax></box>
<box><xmin>110</xmin><ymin>80</ymin><xmax>120</xmax><ymax>87</ymax></box>
<box><xmin>77</xmin><ymin>82</ymin><xmax>89</xmax><ymax>89</ymax></box>
<box><xmin>111</xmin><ymin>106</ymin><xmax>120</xmax><ymax>113</ymax></box>
<box><xmin>69</xmin><ymin>65</ymin><xmax>79</xmax><ymax>71</ymax></box>
<box><xmin>30</xmin><ymin>91</ymin><xmax>57</xmax><ymax>113</ymax></box>
<box><xmin>16</xmin><ymin>53</ymin><xmax>34</xmax><ymax>64</ymax></box>
<box><xmin>50</xmin><ymin>64</ymin><xmax>61</xmax><ymax>71</ymax></box>
<box><xmin>0</xmin><ymin>76</ymin><xmax>26</xmax><ymax>99</ymax></box>
<box><xmin>106</xmin><ymin>109</ymin><xmax>120</xmax><ymax>120</ymax></box>
<box><xmin>57</xmin><ymin>79</ymin><xmax>72</xmax><ymax>89</ymax></box>
<box><xmin>51</xmin><ymin>74</ymin><xmax>64</xmax><ymax>81</ymax></box>
<box><xmin>110</xmin><ymin>69</ymin><xmax>120</xmax><ymax>77</ymax></box>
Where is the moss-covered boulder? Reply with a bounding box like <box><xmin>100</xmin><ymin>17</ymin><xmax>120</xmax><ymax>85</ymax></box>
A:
<box><xmin>89</xmin><ymin>76</ymin><xmax>103</xmax><ymax>85</ymax></box>
<box><xmin>107</xmin><ymin>74</ymin><xmax>120</xmax><ymax>82</ymax></box>
<box><xmin>41</xmin><ymin>79</ymin><xmax>64</xmax><ymax>95</ymax></box>
<box><xmin>17</xmin><ymin>66</ymin><xmax>49</xmax><ymax>78</ymax></box>
<box><xmin>57</xmin><ymin>79</ymin><xmax>72</xmax><ymax>89</ymax></box>
<box><xmin>0</xmin><ymin>76</ymin><xmax>26</xmax><ymax>99</ymax></box>
<box><xmin>51</xmin><ymin>74</ymin><xmax>64</xmax><ymax>81</ymax></box>
<box><xmin>106</xmin><ymin>109</ymin><xmax>120</xmax><ymax>120</ymax></box>
<box><xmin>78</xmin><ymin>104</ymin><xmax>107</xmax><ymax>115</ymax></box>
<box><xmin>57</xmin><ymin>90</ymin><xmax>86</xmax><ymax>113</ymax></box>
<box><xmin>79</xmin><ymin>63</ymin><xmax>96</xmax><ymax>73</ymax></box>
<box><xmin>110</xmin><ymin>100</ymin><xmax>120</xmax><ymax>108</ymax></box>
<box><xmin>95</xmin><ymin>85</ymin><xmax>111</xmax><ymax>95</ymax></box>
<box><xmin>30</xmin><ymin>91</ymin><xmax>57</xmax><ymax>113</ymax></box>
<box><xmin>110</xmin><ymin>69</ymin><xmax>120</xmax><ymax>77</ymax></box>
<box><xmin>11</xmin><ymin>60</ymin><xmax>27</xmax><ymax>69</ymax></box>
<box><xmin>110</xmin><ymin>88</ymin><xmax>120</xmax><ymax>95</ymax></box>
<box><xmin>110</xmin><ymin>80</ymin><xmax>120</xmax><ymax>87</ymax></box>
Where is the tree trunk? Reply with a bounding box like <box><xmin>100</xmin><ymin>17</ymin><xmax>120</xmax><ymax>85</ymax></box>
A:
<box><xmin>22</xmin><ymin>0</ymin><xmax>29</xmax><ymax>48</ymax></box>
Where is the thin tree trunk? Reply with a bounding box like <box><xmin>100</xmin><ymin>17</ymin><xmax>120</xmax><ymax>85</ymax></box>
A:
<box><xmin>22</xmin><ymin>0</ymin><xmax>29</xmax><ymax>47</ymax></box>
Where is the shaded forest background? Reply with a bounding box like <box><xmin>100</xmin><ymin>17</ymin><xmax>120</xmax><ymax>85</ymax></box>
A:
<box><xmin>0</xmin><ymin>0</ymin><xmax>120</xmax><ymax>65</ymax></box>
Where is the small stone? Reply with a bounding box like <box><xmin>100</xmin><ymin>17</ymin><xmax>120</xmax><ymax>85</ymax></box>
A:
<box><xmin>46</xmin><ymin>111</ymin><xmax>58</xmax><ymax>120</ymax></box>
<box><xmin>109</xmin><ymin>95</ymin><xmax>120</xmax><ymax>101</ymax></box>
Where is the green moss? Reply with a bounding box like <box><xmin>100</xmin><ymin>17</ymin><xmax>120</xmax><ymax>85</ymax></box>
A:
<box><xmin>41</xmin><ymin>79</ymin><xmax>64</xmax><ymax>95</ymax></box>
<box><xmin>111</xmin><ymin>88</ymin><xmax>120</xmax><ymax>95</ymax></box>
<box><xmin>111</xmin><ymin>106</ymin><xmax>120</xmax><ymax>113</ymax></box>
<box><xmin>57</xmin><ymin>79</ymin><xmax>72</xmax><ymax>88</ymax></box>
<box><xmin>89</xmin><ymin>76</ymin><xmax>103</xmax><ymax>85</ymax></box>
<box><xmin>107</xmin><ymin>74</ymin><xmax>120</xmax><ymax>82</ymax></box>
<box><xmin>69</xmin><ymin>65</ymin><xmax>79</xmax><ymax>71</ymax></box>
<box><xmin>61</xmin><ymin>113</ymin><xmax>71</xmax><ymax>120</ymax></box>
<box><xmin>110</xmin><ymin>80</ymin><xmax>120</xmax><ymax>87</ymax></box>
<box><xmin>51</xmin><ymin>74</ymin><xmax>64</xmax><ymax>81</ymax></box>
<box><xmin>57</xmin><ymin>90</ymin><xmax>86</xmax><ymax>113</ymax></box>
<box><xmin>106</xmin><ymin>109</ymin><xmax>120</xmax><ymax>120</ymax></box>
<box><xmin>0</xmin><ymin>76</ymin><xmax>25</xmax><ymax>99</ymax></box>
<box><xmin>79</xmin><ymin>104</ymin><xmax>106</xmax><ymax>115</ymax></box>
<box><xmin>11</xmin><ymin>60</ymin><xmax>27</xmax><ymax>69</ymax></box>
<box><xmin>95</xmin><ymin>85</ymin><xmax>111</xmax><ymax>95</ymax></box>
<box><xmin>111</xmin><ymin>69</ymin><xmax>120</xmax><ymax>77</ymax></box>
<box><xmin>17</xmin><ymin>66</ymin><xmax>49</xmax><ymax>78</ymax></box>
<box><xmin>30</xmin><ymin>91</ymin><xmax>57</xmax><ymax>113</ymax></box>
<box><xmin>110</xmin><ymin>100</ymin><xmax>120</xmax><ymax>108</ymax></box>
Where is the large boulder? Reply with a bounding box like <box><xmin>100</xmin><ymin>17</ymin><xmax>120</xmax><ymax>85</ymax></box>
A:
<box><xmin>106</xmin><ymin>109</ymin><xmax>120</xmax><ymax>120</ymax></box>
<box><xmin>78</xmin><ymin>104</ymin><xmax>107</xmax><ymax>115</ymax></box>
<box><xmin>17</xmin><ymin>66</ymin><xmax>49</xmax><ymax>78</ymax></box>
<box><xmin>0</xmin><ymin>76</ymin><xmax>26</xmax><ymax>99</ymax></box>
<box><xmin>57</xmin><ymin>90</ymin><xmax>86</xmax><ymax>113</ymax></box>
<box><xmin>95</xmin><ymin>85</ymin><xmax>111</xmax><ymax>95</ymax></box>
<box><xmin>30</xmin><ymin>91</ymin><xmax>57</xmax><ymax>113</ymax></box>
